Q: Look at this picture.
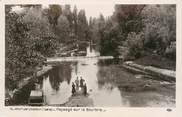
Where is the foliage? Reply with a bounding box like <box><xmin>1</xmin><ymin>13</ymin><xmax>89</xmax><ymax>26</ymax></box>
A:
<box><xmin>142</xmin><ymin>5</ymin><xmax>176</xmax><ymax>57</ymax></box>
<box><xmin>126</xmin><ymin>32</ymin><xmax>144</xmax><ymax>58</ymax></box>
<box><xmin>5</xmin><ymin>4</ymin><xmax>176</xmax><ymax>91</ymax></box>
<box><xmin>77</xmin><ymin>10</ymin><xmax>89</xmax><ymax>41</ymax></box>
<box><xmin>95</xmin><ymin>5</ymin><xmax>176</xmax><ymax>60</ymax></box>
<box><xmin>5</xmin><ymin>5</ymin><xmax>93</xmax><ymax>91</ymax></box>
<box><xmin>47</xmin><ymin>5</ymin><xmax>62</xmax><ymax>26</ymax></box>
<box><xmin>56</xmin><ymin>15</ymin><xmax>71</xmax><ymax>43</ymax></box>
<box><xmin>5</xmin><ymin>5</ymin><xmax>58</xmax><ymax>90</ymax></box>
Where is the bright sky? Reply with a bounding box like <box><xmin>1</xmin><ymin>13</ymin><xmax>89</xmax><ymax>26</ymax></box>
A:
<box><xmin>11</xmin><ymin>4</ymin><xmax>115</xmax><ymax>19</ymax></box>
<box><xmin>11</xmin><ymin>6</ymin><xmax>24</xmax><ymax>13</ymax></box>
<box><xmin>72</xmin><ymin>4</ymin><xmax>115</xmax><ymax>19</ymax></box>
<box><xmin>42</xmin><ymin>4</ymin><xmax>115</xmax><ymax>19</ymax></box>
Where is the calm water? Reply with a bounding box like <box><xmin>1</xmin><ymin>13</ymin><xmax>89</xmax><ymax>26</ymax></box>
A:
<box><xmin>39</xmin><ymin>45</ymin><xmax>175</xmax><ymax>107</ymax></box>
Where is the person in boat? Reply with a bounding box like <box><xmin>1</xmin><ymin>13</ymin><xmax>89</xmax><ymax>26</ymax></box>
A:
<box><xmin>80</xmin><ymin>77</ymin><xmax>84</xmax><ymax>87</ymax></box>
<box><xmin>72</xmin><ymin>82</ymin><xmax>76</xmax><ymax>96</ymax></box>
<box><xmin>75</xmin><ymin>77</ymin><xmax>79</xmax><ymax>91</ymax></box>
<box><xmin>83</xmin><ymin>83</ymin><xmax>87</xmax><ymax>96</ymax></box>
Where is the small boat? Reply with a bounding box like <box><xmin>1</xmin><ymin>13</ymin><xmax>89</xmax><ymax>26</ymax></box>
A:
<box><xmin>28</xmin><ymin>90</ymin><xmax>44</xmax><ymax>106</ymax></box>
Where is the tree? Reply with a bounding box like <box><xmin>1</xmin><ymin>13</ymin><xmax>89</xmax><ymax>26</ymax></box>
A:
<box><xmin>47</xmin><ymin>5</ymin><xmax>62</xmax><ymax>26</ymax></box>
<box><xmin>77</xmin><ymin>9</ymin><xmax>89</xmax><ymax>41</ymax></box>
<box><xmin>89</xmin><ymin>17</ymin><xmax>98</xmax><ymax>44</ymax></box>
<box><xmin>62</xmin><ymin>5</ymin><xmax>73</xmax><ymax>29</ymax></box>
<box><xmin>113</xmin><ymin>5</ymin><xmax>145</xmax><ymax>36</ymax></box>
<box><xmin>56</xmin><ymin>15</ymin><xmax>71</xmax><ymax>43</ymax></box>
<box><xmin>5</xmin><ymin>6</ymin><xmax>42</xmax><ymax>89</ymax></box>
<box><xmin>72</xmin><ymin>5</ymin><xmax>78</xmax><ymax>40</ymax></box>
<box><xmin>89</xmin><ymin>14</ymin><xmax>107</xmax><ymax>47</ymax></box>
<box><xmin>99</xmin><ymin>18</ymin><xmax>120</xmax><ymax>57</ymax></box>
<box><xmin>126</xmin><ymin>32</ymin><xmax>144</xmax><ymax>58</ymax></box>
<box><xmin>141</xmin><ymin>5</ymin><xmax>176</xmax><ymax>58</ymax></box>
<box><xmin>22</xmin><ymin>6</ymin><xmax>58</xmax><ymax>57</ymax></box>
<box><xmin>5</xmin><ymin>5</ymin><xmax>59</xmax><ymax>90</ymax></box>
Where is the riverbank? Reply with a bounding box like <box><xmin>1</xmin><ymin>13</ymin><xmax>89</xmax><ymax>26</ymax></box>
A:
<box><xmin>5</xmin><ymin>65</ymin><xmax>53</xmax><ymax>105</ymax></box>
<box><xmin>134</xmin><ymin>54</ymin><xmax>176</xmax><ymax>70</ymax></box>
<box><xmin>123</xmin><ymin>61</ymin><xmax>175</xmax><ymax>82</ymax></box>
<box><xmin>97</xmin><ymin>64</ymin><xmax>175</xmax><ymax>96</ymax></box>
<box><xmin>17</xmin><ymin>65</ymin><xmax>53</xmax><ymax>89</ymax></box>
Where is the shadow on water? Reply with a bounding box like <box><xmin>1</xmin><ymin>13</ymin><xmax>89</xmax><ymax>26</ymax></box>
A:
<box><xmin>48</xmin><ymin>63</ymin><xmax>72</xmax><ymax>91</ymax></box>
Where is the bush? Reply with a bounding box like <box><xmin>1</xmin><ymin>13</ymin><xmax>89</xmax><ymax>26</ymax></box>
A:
<box><xmin>165</xmin><ymin>42</ymin><xmax>176</xmax><ymax>61</ymax></box>
<box><xmin>126</xmin><ymin>32</ymin><xmax>144</xmax><ymax>59</ymax></box>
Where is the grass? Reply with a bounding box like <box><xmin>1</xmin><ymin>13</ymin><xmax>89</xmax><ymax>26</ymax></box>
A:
<box><xmin>134</xmin><ymin>54</ymin><xmax>176</xmax><ymax>70</ymax></box>
<box><xmin>97</xmin><ymin>65</ymin><xmax>175</xmax><ymax>95</ymax></box>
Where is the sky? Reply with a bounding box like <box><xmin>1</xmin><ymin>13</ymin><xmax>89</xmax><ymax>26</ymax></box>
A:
<box><xmin>71</xmin><ymin>4</ymin><xmax>115</xmax><ymax>19</ymax></box>
<box><xmin>11</xmin><ymin>4</ymin><xmax>115</xmax><ymax>19</ymax></box>
<box><xmin>11</xmin><ymin>6</ymin><xmax>24</xmax><ymax>13</ymax></box>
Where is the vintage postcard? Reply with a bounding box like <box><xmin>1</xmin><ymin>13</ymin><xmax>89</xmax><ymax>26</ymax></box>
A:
<box><xmin>0</xmin><ymin>0</ymin><xmax>182</xmax><ymax>117</ymax></box>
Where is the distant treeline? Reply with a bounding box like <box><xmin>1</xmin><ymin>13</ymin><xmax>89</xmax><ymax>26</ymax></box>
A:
<box><xmin>5</xmin><ymin>5</ymin><xmax>176</xmax><ymax>90</ymax></box>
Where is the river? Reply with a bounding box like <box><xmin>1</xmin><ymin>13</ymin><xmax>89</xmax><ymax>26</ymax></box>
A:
<box><xmin>37</xmin><ymin>45</ymin><xmax>175</xmax><ymax>107</ymax></box>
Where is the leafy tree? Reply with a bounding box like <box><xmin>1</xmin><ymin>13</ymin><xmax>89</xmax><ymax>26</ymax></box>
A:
<box><xmin>72</xmin><ymin>5</ymin><xmax>78</xmax><ymax>40</ymax></box>
<box><xmin>5</xmin><ymin>6</ymin><xmax>41</xmax><ymax>89</ymax></box>
<box><xmin>5</xmin><ymin>5</ymin><xmax>59</xmax><ymax>90</ymax></box>
<box><xmin>77</xmin><ymin>10</ymin><xmax>89</xmax><ymax>41</ymax></box>
<box><xmin>22</xmin><ymin>6</ymin><xmax>58</xmax><ymax>57</ymax></box>
<box><xmin>62</xmin><ymin>5</ymin><xmax>73</xmax><ymax>29</ymax></box>
<box><xmin>47</xmin><ymin>5</ymin><xmax>62</xmax><ymax>26</ymax></box>
<box><xmin>56</xmin><ymin>15</ymin><xmax>71</xmax><ymax>43</ymax></box>
<box><xmin>114</xmin><ymin>5</ymin><xmax>145</xmax><ymax>35</ymax></box>
<box><xmin>126</xmin><ymin>32</ymin><xmax>144</xmax><ymax>58</ymax></box>
<box><xmin>142</xmin><ymin>5</ymin><xmax>176</xmax><ymax>57</ymax></box>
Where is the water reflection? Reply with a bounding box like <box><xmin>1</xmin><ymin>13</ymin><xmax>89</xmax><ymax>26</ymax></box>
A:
<box><xmin>41</xmin><ymin>45</ymin><xmax>124</xmax><ymax>106</ymax></box>
<box><xmin>48</xmin><ymin>64</ymin><xmax>72</xmax><ymax>91</ymax></box>
<box><xmin>42</xmin><ymin>63</ymin><xmax>73</xmax><ymax>105</ymax></box>
<box><xmin>40</xmin><ymin>45</ymin><xmax>175</xmax><ymax>107</ymax></box>
<box><xmin>42</xmin><ymin>75</ymin><xmax>72</xmax><ymax>105</ymax></box>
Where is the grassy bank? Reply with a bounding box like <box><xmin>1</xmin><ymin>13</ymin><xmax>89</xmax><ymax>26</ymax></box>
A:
<box><xmin>97</xmin><ymin>64</ymin><xmax>175</xmax><ymax>97</ymax></box>
<box><xmin>134</xmin><ymin>54</ymin><xmax>176</xmax><ymax>70</ymax></box>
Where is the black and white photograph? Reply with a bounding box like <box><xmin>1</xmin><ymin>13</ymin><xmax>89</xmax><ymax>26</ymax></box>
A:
<box><xmin>5</xmin><ymin>4</ymin><xmax>176</xmax><ymax>107</ymax></box>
